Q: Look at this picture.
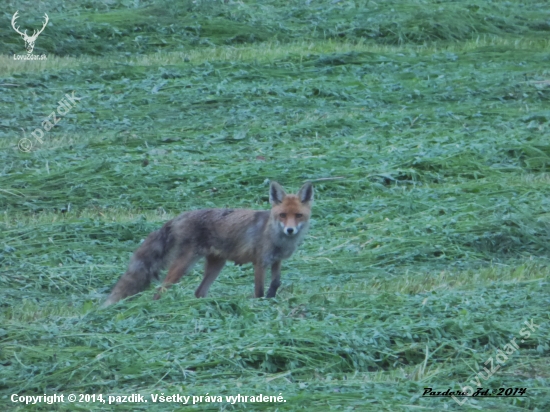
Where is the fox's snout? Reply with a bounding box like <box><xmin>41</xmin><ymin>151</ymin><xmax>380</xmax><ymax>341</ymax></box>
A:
<box><xmin>284</xmin><ymin>225</ymin><xmax>297</xmax><ymax>236</ymax></box>
<box><xmin>278</xmin><ymin>220</ymin><xmax>299</xmax><ymax>236</ymax></box>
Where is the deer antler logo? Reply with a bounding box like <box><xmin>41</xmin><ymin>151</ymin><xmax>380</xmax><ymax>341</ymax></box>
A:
<box><xmin>11</xmin><ymin>11</ymin><xmax>49</xmax><ymax>54</ymax></box>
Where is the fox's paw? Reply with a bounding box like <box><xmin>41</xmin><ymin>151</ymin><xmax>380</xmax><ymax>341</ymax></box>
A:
<box><xmin>153</xmin><ymin>285</ymin><xmax>168</xmax><ymax>300</ymax></box>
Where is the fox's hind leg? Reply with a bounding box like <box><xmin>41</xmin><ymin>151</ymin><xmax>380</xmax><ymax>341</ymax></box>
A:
<box><xmin>153</xmin><ymin>249</ymin><xmax>199</xmax><ymax>300</ymax></box>
<box><xmin>195</xmin><ymin>255</ymin><xmax>226</xmax><ymax>298</ymax></box>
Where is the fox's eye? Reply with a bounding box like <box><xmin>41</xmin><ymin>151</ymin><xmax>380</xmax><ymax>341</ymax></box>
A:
<box><xmin>279</xmin><ymin>213</ymin><xmax>287</xmax><ymax>218</ymax></box>
<box><xmin>295</xmin><ymin>213</ymin><xmax>303</xmax><ymax>218</ymax></box>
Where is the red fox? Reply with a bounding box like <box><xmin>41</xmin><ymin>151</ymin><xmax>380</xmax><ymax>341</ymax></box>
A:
<box><xmin>103</xmin><ymin>181</ymin><xmax>313</xmax><ymax>306</ymax></box>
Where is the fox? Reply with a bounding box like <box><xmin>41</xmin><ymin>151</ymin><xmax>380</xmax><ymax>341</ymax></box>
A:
<box><xmin>103</xmin><ymin>181</ymin><xmax>313</xmax><ymax>306</ymax></box>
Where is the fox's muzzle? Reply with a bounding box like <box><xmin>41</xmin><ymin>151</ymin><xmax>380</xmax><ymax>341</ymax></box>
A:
<box><xmin>284</xmin><ymin>226</ymin><xmax>298</xmax><ymax>236</ymax></box>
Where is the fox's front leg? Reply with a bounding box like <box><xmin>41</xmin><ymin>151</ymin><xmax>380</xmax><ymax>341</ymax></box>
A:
<box><xmin>266</xmin><ymin>261</ymin><xmax>281</xmax><ymax>298</ymax></box>
<box><xmin>253</xmin><ymin>263</ymin><xmax>266</xmax><ymax>298</ymax></box>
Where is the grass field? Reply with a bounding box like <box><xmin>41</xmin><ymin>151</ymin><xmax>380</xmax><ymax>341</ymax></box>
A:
<box><xmin>1</xmin><ymin>0</ymin><xmax>549</xmax><ymax>410</ymax></box>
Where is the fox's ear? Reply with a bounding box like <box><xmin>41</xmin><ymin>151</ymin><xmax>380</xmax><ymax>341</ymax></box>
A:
<box><xmin>298</xmin><ymin>182</ymin><xmax>314</xmax><ymax>204</ymax></box>
<box><xmin>269</xmin><ymin>181</ymin><xmax>287</xmax><ymax>205</ymax></box>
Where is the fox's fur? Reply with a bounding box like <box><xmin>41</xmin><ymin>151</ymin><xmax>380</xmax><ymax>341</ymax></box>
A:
<box><xmin>103</xmin><ymin>181</ymin><xmax>313</xmax><ymax>306</ymax></box>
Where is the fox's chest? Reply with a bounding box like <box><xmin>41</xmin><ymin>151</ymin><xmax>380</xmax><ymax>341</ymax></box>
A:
<box><xmin>265</xmin><ymin>239</ymin><xmax>300</xmax><ymax>264</ymax></box>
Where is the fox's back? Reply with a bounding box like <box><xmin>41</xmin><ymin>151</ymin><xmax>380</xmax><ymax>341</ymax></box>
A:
<box><xmin>172</xmin><ymin>208</ymin><xmax>270</xmax><ymax>263</ymax></box>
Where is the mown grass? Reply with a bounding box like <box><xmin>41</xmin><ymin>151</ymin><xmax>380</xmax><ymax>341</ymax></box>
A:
<box><xmin>1</xmin><ymin>0</ymin><xmax>549</xmax><ymax>411</ymax></box>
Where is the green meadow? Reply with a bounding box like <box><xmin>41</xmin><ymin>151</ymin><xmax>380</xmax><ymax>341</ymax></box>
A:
<box><xmin>1</xmin><ymin>0</ymin><xmax>549</xmax><ymax>410</ymax></box>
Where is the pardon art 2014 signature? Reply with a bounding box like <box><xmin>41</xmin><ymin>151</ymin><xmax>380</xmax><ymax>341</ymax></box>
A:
<box><xmin>423</xmin><ymin>387</ymin><xmax>527</xmax><ymax>398</ymax></box>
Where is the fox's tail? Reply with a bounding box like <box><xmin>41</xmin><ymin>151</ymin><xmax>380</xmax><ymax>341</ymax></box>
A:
<box><xmin>103</xmin><ymin>221</ymin><xmax>176</xmax><ymax>307</ymax></box>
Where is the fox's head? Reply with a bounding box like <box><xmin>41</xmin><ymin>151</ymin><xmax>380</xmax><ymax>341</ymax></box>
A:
<box><xmin>269</xmin><ymin>181</ymin><xmax>314</xmax><ymax>237</ymax></box>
